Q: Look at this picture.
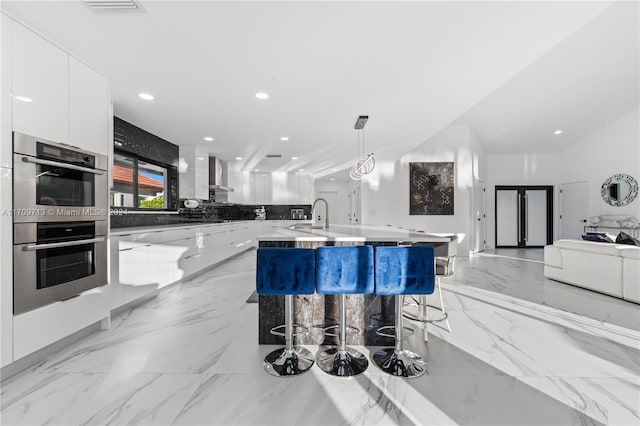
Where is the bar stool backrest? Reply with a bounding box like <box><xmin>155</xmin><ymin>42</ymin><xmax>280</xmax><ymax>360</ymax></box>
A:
<box><xmin>256</xmin><ymin>248</ymin><xmax>316</xmax><ymax>295</ymax></box>
<box><xmin>374</xmin><ymin>246</ymin><xmax>436</xmax><ymax>296</ymax></box>
<box><xmin>315</xmin><ymin>245</ymin><xmax>374</xmax><ymax>295</ymax></box>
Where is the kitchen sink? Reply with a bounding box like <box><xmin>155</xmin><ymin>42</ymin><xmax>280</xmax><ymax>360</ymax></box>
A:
<box><xmin>290</xmin><ymin>223</ymin><xmax>324</xmax><ymax>229</ymax></box>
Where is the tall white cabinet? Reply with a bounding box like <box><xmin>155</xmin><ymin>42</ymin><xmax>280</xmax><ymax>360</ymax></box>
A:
<box><xmin>11</xmin><ymin>21</ymin><xmax>69</xmax><ymax>144</ymax></box>
<box><xmin>69</xmin><ymin>56</ymin><xmax>110</xmax><ymax>156</ymax></box>
<box><xmin>179</xmin><ymin>146</ymin><xmax>209</xmax><ymax>200</ymax></box>
<box><xmin>1</xmin><ymin>13</ymin><xmax>111</xmax><ymax>367</ymax></box>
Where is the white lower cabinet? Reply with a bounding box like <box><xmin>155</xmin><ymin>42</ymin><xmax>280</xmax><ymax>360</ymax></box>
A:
<box><xmin>13</xmin><ymin>286</ymin><xmax>110</xmax><ymax>361</ymax></box>
<box><xmin>109</xmin><ymin>221</ymin><xmax>260</xmax><ymax>311</ymax></box>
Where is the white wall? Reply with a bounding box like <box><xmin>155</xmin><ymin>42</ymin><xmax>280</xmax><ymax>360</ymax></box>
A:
<box><xmin>360</xmin><ymin>125</ymin><xmax>476</xmax><ymax>255</ymax></box>
<box><xmin>315</xmin><ymin>179</ymin><xmax>351</xmax><ymax>225</ymax></box>
<box><xmin>557</xmin><ymin>108</ymin><xmax>640</xmax><ymax>218</ymax></box>
<box><xmin>483</xmin><ymin>107</ymin><xmax>639</xmax><ymax>247</ymax></box>
<box><xmin>485</xmin><ymin>154</ymin><xmax>559</xmax><ymax>248</ymax></box>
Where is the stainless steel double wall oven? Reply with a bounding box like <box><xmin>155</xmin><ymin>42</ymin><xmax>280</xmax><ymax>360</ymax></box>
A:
<box><xmin>12</xmin><ymin>132</ymin><xmax>108</xmax><ymax>315</ymax></box>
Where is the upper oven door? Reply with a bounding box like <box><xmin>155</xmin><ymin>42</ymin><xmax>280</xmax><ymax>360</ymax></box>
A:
<box><xmin>13</xmin><ymin>134</ymin><xmax>108</xmax><ymax>222</ymax></box>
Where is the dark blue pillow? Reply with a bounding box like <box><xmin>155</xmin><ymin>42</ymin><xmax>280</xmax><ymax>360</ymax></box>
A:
<box><xmin>616</xmin><ymin>231</ymin><xmax>640</xmax><ymax>246</ymax></box>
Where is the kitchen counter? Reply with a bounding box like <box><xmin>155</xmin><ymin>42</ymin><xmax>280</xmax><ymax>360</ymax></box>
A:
<box><xmin>257</xmin><ymin>225</ymin><xmax>458</xmax><ymax>345</ymax></box>
<box><xmin>110</xmin><ymin>221</ymin><xmax>252</xmax><ymax>236</ymax></box>
<box><xmin>258</xmin><ymin>224</ymin><xmax>456</xmax><ymax>256</ymax></box>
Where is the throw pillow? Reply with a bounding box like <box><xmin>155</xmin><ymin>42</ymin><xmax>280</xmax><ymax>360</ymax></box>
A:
<box><xmin>582</xmin><ymin>232</ymin><xmax>617</xmax><ymax>243</ymax></box>
<box><xmin>615</xmin><ymin>231</ymin><xmax>640</xmax><ymax>246</ymax></box>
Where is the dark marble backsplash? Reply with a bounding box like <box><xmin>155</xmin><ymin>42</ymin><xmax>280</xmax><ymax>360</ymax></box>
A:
<box><xmin>110</xmin><ymin>202</ymin><xmax>312</xmax><ymax>228</ymax></box>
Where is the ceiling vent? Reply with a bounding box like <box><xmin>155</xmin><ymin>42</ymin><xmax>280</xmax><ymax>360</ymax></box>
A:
<box><xmin>265</xmin><ymin>154</ymin><xmax>282</xmax><ymax>158</ymax></box>
<box><xmin>84</xmin><ymin>1</ymin><xmax>141</xmax><ymax>10</ymax></box>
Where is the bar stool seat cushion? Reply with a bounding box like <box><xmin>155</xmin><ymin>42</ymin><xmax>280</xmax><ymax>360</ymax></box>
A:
<box><xmin>256</xmin><ymin>248</ymin><xmax>316</xmax><ymax>295</ymax></box>
<box><xmin>375</xmin><ymin>246</ymin><xmax>436</xmax><ymax>296</ymax></box>
<box><xmin>316</xmin><ymin>246</ymin><xmax>374</xmax><ymax>295</ymax></box>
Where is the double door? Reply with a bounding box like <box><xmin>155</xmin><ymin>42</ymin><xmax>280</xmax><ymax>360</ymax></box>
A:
<box><xmin>495</xmin><ymin>186</ymin><xmax>553</xmax><ymax>248</ymax></box>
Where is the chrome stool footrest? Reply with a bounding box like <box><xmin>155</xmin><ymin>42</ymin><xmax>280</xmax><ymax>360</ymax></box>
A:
<box><xmin>322</xmin><ymin>324</ymin><xmax>360</xmax><ymax>338</ymax></box>
<box><xmin>375</xmin><ymin>325</ymin><xmax>415</xmax><ymax>339</ymax></box>
<box><xmin>269</xmin><ymin>323</ymin><xmax>309</xmax><ymax>338</ymax></box>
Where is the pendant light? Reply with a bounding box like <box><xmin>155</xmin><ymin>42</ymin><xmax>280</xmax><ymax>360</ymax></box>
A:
<box><xmin>350</xmin><ymin>115</ymin><xmax>375</xmax><ymax>180</ymax></box>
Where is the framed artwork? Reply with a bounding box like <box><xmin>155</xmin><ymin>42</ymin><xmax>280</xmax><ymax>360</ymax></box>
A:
<box><xmin>409</xmin><ymin>162</ymin><xmax>454</xmax><ymax>215</ymax></box>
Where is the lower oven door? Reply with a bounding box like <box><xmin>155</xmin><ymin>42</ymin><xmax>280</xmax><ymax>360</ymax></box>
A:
<box><xmin>13</xmin><ymin>237</ymin><xmax>108</xmax><ymax>315</ymax></box>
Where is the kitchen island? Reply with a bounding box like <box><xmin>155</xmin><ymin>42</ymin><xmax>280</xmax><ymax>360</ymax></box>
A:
<box><xmin>257</xmin><ymin>225</ymin><xmax>457</xmax><ymax>345</ymax></box>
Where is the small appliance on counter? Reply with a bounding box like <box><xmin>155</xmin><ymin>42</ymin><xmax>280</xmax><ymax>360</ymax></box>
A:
<box><xmin>254</xmin><ymin>206</ymin><xmax>266</xmax><ymax>220</ymax></box>
<box><xmin>291</xmin><ymin>208</ymin><xmax>305</xmax><ymax>220</ymax></box>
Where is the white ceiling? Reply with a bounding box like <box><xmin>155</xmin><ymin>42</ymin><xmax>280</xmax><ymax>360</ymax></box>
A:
<box><xmin>3</xmin><ymin>1</ymin><xmax>635</xmax><ymax>174</ymax></box>
<box><xmin>454</xmin><ymin>1</ymin><xmax>639</xmax><ymax>155</ymax></box>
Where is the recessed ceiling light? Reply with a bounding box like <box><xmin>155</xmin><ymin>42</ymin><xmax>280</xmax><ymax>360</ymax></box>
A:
<box><xmin>291</xmin><ymin>156</ymin><xmax>299</xmax><ymax>160</ymax></box>
<box><xmin>299</xmin><ymin>168</ymin><xmax>304</xmax><ymax>172</ymax></box>
<box><xmin>280</xmin><ymin>136</ymin><xmax>289</xmax><ymax>141</ymax></box>
<box><xmin>254</xmin><ymin>169</ymin><xmax>260</xmax><ymax>172</ymax></box>
<box><xmin>197</xmin><ymin>157</ymin><xmax>205</xmax><ymax>160</ymax></box>
<box><xmin>235</xmin><ymin>156</ymin><xmax>243</xmax><ymax>160</ymax></box>
<box><xmin>204</xmin><ymin>136</ymin><xmax>214</xmax><ymax>142</ymax></box>
<box><xmin>255</xmin><ymin>92</ymin><xmax>269</xmax><ymax>100</ymax></box>
<box><xmin>332</xmin><ymin>168</ymin><xmax>338</xmax><ymax>172</ymax></box>
<box><xmin>330</xmin><ymin>177</ymin><xmax>336</xmax><ymax>181</ymax></box>
<box><xmin>15</xmin><ymin>95</ymin><xmax>32</xmax><ymax>102</ymax></box>
<box><xmin>554</xmin><ymin>130</ymin><xmax>563</xmax><ymax>135</ymax></box>
<box><xmin>138</xmin><ymin>93</ymin><xmax>154</xmax><ymax>101</ymax></box>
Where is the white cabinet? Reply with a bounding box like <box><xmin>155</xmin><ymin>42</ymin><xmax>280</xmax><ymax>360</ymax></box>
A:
<box><xmin>1</xmin><ymin>14</ymin><xmax>12</xmax><ymax>169</ymax></box>
<box><xmin>109</xmin><ymin>221</ymin><xmax>259</xmax><ymax>311</ymax></box>
<box><xmin>179</xmin><ymin>146</ymin><xmax>209</xmax><ymax>200</ymax></box>
<box><xmin>0</xmin><ymin>167</ymin><xmax>12</xmax><ymax>367</ymax></box>
<box><xmin>252</xmin><ymin>173</ymin><xmax>273</xmax><ymax>204</ymax></box>
<box><xmin>11</xmin><ymin>21</ymin><xmax>69</xmax><ymax>144</ymax></box>
<box><xmin>13</xmin><ymin>286</ymin><xmax>110</xmax><ymax>361</ymax></box>
<box><xmin>69</xmin><ymin>57</ymin><xmax>109</xmax><ymax>156</ymax></box>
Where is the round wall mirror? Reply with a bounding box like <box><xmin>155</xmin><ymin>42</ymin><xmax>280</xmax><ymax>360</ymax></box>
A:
<box><xmin>601</xmin><ymin>174</ymin><xmax>638</xmax><ymax>206</ymax></box>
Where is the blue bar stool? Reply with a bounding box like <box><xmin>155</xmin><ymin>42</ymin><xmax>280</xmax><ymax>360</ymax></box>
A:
<box><xmin>315</xmin><ymin>245</ymin><xmax>374</xmax><ymax>377</ymax></box>
<box><xmin>372</xmin><ymin>245</ymin><xmax>435</xmax><ymax>378</ymax></box>
<box><xmin>256</xmin><ymin>247</ymin><xmax>316</xmax><ymax>377</ymax></box>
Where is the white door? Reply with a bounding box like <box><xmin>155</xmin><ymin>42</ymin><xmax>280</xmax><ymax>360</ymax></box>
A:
<box><xmin>496</xmin><ymin>190</ymin><xmax>519</xmax><ymax>246</ymax></box>
<box><xmin>560</xmin><ymin>181</ymin><xmax>589</xmax><ymax>239</ymax></box>
<box><xmin>473</xmin><ymin>180</ymin><xmax>486</xmax><ymax>253</ymax></box>
<box><xmin>525</xmin><ymin>190</ymin><xmax>547</xmax><ymax>246</ymax></box>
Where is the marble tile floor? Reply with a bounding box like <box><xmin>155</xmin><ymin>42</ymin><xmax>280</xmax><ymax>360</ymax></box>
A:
<box><xmin>1</xmin><ymin>249</ymin><xmax>639</xmax><ymax>425</ymax></box>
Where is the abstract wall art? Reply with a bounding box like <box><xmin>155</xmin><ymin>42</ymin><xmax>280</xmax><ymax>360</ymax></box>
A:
<box><xmin>409</xmin><ymin>162</ymin><xmax>454</xmax><ymax>215</ymax></box>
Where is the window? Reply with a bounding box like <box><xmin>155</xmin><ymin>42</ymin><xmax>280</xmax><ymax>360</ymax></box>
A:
<box><xmin>111</xmin><ymin>151</ymin><xmax>171</xmax><ymax>209</ymax></box>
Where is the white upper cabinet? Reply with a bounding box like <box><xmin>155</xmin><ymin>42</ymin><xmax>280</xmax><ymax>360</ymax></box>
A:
<box><xmin>1</xmin><ymin>14</ymin><xmax>12</xmax><ymax>168</ymax></box>
<box><xmin>69</xmin><ymin>57</ymin><xmax>109</xmax><ymax>156</ymax></box>
<box><xmin>179</xmin><ymin>146</ymin><xmax>209</xmax><ymax>200</ymax></box>
<box><xmin>11</xmin><ymin>22</ymin><xmax>69</xmax><ymax>144</ymax></box>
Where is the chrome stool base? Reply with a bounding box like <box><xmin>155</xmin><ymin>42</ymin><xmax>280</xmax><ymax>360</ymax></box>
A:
<box><xmin>371</xmin><ymin>348</ymin><xmax>426</xmax><ymax>378</ymax></box>
<box><xmin>316</xmin><ymin>347</ymin><xmax>369</xmax><ymax>377</ymax></box>
<box><xmin>263</xmin><ymin>346</ymin><xmax>315</xmax><ymax>377</ymax></box>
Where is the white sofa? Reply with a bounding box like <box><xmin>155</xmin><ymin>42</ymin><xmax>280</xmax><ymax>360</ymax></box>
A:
<box><xmin>544</xmin><ymin>239</ymin><xmax>640</xmax><ymax>303</ymax></box>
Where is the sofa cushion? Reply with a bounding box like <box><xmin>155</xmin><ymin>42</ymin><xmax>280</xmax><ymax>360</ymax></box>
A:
<box><xmin>553</xmin><ymin>239</ymin><xmax>625</xmax><ymax>256</ymax></box>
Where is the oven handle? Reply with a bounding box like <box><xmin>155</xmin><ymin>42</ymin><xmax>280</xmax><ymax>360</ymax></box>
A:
<box><xmin>21</xmin><ymin>156</ymin><xmax>105</xmax><ymax>175</ymax></box>
<box><xmin>23</xmin><ymin>237</ymin><xmax>106</xmax><ymax>251</ymax></box>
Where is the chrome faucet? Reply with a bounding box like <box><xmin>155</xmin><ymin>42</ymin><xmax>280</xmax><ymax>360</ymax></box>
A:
<box><xmin>312</xmin><ymin>198</ymin><xmax>329</xmax><ymax>229</ymax></box>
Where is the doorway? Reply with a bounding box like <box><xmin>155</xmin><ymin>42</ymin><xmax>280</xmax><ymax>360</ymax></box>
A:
<box><xmin>559</xmin><ymin>181</ymin><xmax>589</xmax><ymax>239</ymax></box>
<box><xmin>495</xmin><ymin>186</ymin><xmax>553</xmax><ymax>248</ymax></box>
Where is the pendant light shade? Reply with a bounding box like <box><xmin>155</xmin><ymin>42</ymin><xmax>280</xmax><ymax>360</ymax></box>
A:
<box><xmin>350</xmin><ymin>115</ymin><xmax>375</xmax><ymax>180</ymax></box>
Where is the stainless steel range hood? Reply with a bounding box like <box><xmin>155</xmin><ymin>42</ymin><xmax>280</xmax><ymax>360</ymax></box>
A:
<box><xmin>209</xmin><ymin>157</ymin><xmax>234</xmax><ymax>192</ymax></box>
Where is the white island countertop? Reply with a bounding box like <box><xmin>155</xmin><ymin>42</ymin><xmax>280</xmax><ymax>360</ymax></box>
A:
<box><xmin>258</xmin><ymin>224</ymin><xmax>457</xmax><ymax>244</ymax></box>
